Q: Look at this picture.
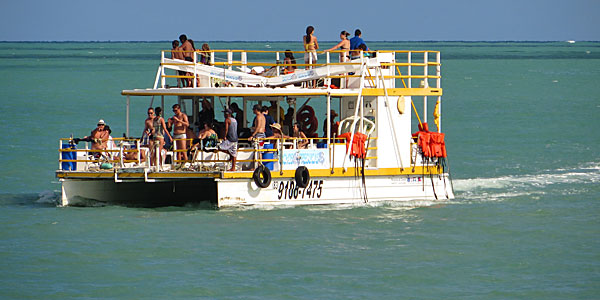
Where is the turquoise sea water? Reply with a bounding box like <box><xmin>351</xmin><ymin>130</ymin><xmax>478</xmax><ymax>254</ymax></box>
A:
<box><xmin>0</xmin><ymin>41</ymin><xmax>599</xmax><ymax>298</ymax></box>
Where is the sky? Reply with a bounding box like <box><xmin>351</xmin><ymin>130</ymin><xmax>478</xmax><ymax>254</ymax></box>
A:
<box><xmin>0</xmin><ymin>0</ymin><xmax>599</xmax><ymax>41</ymax></box>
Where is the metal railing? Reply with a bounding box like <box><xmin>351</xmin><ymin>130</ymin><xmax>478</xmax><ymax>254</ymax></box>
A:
<box><xmin>158</xmin><ymin>49</ymin><xmax>441</xmax><ymax>89</ymax></box>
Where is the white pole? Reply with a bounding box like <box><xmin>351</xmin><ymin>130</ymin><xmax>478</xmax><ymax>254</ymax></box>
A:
<box><xmin>275</xmin><ymin>52</ymin><xmax>280</xmax><ymax>76</ymax></box>
<box><xmin>193</xmin><ymin>51</ymin><xmax>197</xmax><ymax>88</ymax></box>
<box><xmin>160</xmin><ymin>51</ymin><xmax>165</xmax><ymax>88</ymax></box>
<box><xmin>437</xmin><ymin>51</ymin><xmax>442</xmax><ymax>132</ymax></box>
<box><xmin>126</xmin><ymin>96</ymin><xmax>130</xmax><ymax>137</ymax></box>
<box><xmin>423</xmin><ymin>52</ymin><xmax>428</xmax><ymax>124</ymax></box>
<box><xmin>407</xmin><ymin>51</ymin><xmax>412</xmax><ymax>89</ymax></box>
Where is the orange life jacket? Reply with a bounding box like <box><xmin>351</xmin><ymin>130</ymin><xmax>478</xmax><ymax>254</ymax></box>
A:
<box><xmin>338</xmin><ymin>132</ymin><xmax>367</xmax><ymax>158</ymax></box>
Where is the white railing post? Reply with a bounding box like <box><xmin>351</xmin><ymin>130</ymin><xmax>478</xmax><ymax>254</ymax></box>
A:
<box><xmin>276</xmin><ymin>52</ymin><xmax>280</xmax><ymax>76</ymax></box>
<box><xmin>227</xmin><ymin>51</ymin><xmax>233</xmax><ymax>71</ymax></box>
<box><xmin>326</xmin><ymin>52</ymin><xmax>331</xmax><ymax>88</ymax></box>
<box><xmin>423</xmin><ymin>52</ymin><xmax>428</xmax><ymax>124</ymax></box>
<box><xmin>437</xmin><ymin>51</ymin><xmax>442</xmax><ymax>132</ymax></box>
<box><xmin>160</xmin><ymin>51</ymin><xmax>166</xmax><ymax>88</ymax></box>
<box><xmin>193</xmin><ymin>51</ymin><xmax>197</xmax><ymax>88</ymax></box>
<box><xmin>241</xmin><ymin>52</ymin><xmax>248</xmax><ymax>73</ymax></box>
<box><xmin>407</xmin><ymin>51</ymin><xmax>412</xmax><ymax>88</ymax></box>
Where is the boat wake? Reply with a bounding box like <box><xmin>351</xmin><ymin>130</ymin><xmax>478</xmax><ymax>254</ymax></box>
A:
<box><xmin>37</xmin><ymin>190</ymin><xmax>60</xmax><ymax>204</ymax></box>
<box><xmin>452</xmin><ymin>162</ymin><xmax>600</xmax><ymax>202</ymax></box>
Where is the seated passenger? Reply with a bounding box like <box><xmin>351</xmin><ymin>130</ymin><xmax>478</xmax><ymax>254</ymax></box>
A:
<box><xmin>198</xmin><ymin>122</ymin><xmax>218</xmax><ymax>149</ymax></box>
<box><xmin>283</xmin><ymin>50</ymin><xmax>297</xmax><ymax>74</ymax></box>
<box><xmin>292</xmin><ymin>123</ymin><xmax>309</xmax><ymax>149</ymax></box>
<box><xmin>85</xmin><ymin>119</ymin><xmax>109</xmax><ymax>158</ymax></box>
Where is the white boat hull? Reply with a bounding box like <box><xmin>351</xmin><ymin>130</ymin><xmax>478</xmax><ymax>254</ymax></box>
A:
<box><xmin>60</xmin><ymin>173</ymin><xmax>454</xmax><ymax>208</ymax></box>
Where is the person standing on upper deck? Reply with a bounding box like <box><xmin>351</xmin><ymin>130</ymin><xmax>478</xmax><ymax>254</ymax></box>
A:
<box><xmin>179</xmin><ymin>34</ymin><xmax>194</xmax><ymax>87</ymax></box>
<box><xmin>169</xmin><ymin>104</ymin><xmax>189</xmax><ymax>163</ymax></box>
<box><xmin>303</xmin><ymin>26</ymin><xmax>319</xmax><ymax>69</ymax></box>
<box><xmin>325</xmin><ymin>31</ymin><xmax>351</xmax><ymax>62</ymax></box>
<box><xmin>171</xmin><ymin>40</ymin><xmax>185</xmax><ymax>87</ymax></box>
<box><xmin>349</xmin><ymin>29</ymin><xmax>368</xmax><ymax>59</ymax></box>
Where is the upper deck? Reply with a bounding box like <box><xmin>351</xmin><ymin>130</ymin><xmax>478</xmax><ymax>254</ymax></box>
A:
<box><xmin>121</xmin><ymin>49</ymin><xmax>443</xmax><ymax>98</ymax></box>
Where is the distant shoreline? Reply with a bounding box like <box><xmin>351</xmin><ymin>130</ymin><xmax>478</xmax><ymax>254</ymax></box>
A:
<box><xmin>1</xmin><ymin>40</ymin><xmax>598</xmax><ymax>43</ymax></box>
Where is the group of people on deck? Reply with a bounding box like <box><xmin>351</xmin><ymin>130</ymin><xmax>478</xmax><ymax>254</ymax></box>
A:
<box><xmin>170</xmin><ymin>34</ymin><xmax>211</xmax><ymax>87</ymax></box>
<box><xmin>88</xmin><ymin>97</ymin><xmax>340</xmax><ymax>172</ymax></box>
<box><xmin>306</xmin><ymin>27</ymin><xmax>369</xmax><ymax>64</ymax></box>
<box><xmin>166</xmin><ymin>29</ymin><xmax>368</xmax><ymax>88</ymax></box>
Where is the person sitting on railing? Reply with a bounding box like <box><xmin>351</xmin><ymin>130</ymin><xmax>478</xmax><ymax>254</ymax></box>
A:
<box><xmin>198</xmin><ymin>122</ymin><xmax>218</xmax><ymax>148</ymax></box>
<box><xmin>103</xmin><ymin>125</ymin><xmax>118</xmax><ymax>160</ymax></box>
<box><xmin>283</xmin><ymin>50</ymin><xmax>297</xmax><ymax>74</ymax></box>
<box><xmin>218</xmin><ymin>109</ymin><xmax>238</xmax><ymax>171</ymax></box>
<box><xmin>200</xmin><ymin>43</ymin><xmax>211</xmax><ymax>65</ymax></box>
<box><xmin>269</xmin><ymin>123</ymin><xmax>289</xmax><ymax>149</ymax></box>
<box><xmin>85</xmin><ymin>119</ymin><xmax>109</xmax><ymax>158</ymax></box>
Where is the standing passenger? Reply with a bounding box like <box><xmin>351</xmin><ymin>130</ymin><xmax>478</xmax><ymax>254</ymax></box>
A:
<box><xmin>169</xmin><ymin>104</ymin><xmax>189</xmax><ymax>163</ymax></box>
<box><xmin>303</xmin><ymin>26</ymin><xmax>319</xmax><ymax>69</ymax></box>
<box><xmin>325</xmin><ymin>31</ymin><xmax>351</xmax><ymax>62</ymax></box>
<box><xmin>179</xmin><ymin>34</ymin><xmax>194</xmax><ymax>87</ymax></box>
<box><xmin>349</xmin><ymin>29</ymin><xmax>368</xmax><ymax>59</ymax></box>
<box><xmin>218</xmin><ymin>109</ymin><xmax>238</xmax><ymax>171</ymax></box>
<box><xmin>250</xmin><ymin>104</ymin><xmax>266</xmax><ymax>141</ymax></box>
<box><xmin>261</xmin><ymin>105</ymin><xmax>275</xmax><ymax>138</ymax></box>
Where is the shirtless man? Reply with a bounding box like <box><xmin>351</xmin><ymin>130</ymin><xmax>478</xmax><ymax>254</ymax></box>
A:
<box><xmin>179</xmin><ymin>34</ymin><xmax>194</xmax><ymax>87</ymax></box>
<box><xmin>179</xmin><ymin>34</ymin><xmax>194</xmax><ymax>61</ymax></box>
<box><xmin>249</xmin><ymin>104</ymin><xmax>266</xmax><ymax>141</ymax></box>
<box><xmin>171</xmin><ymin>40</ymin><xmax>184</xmax><ymax>87</ymax></box>
<box><xmin>87</xmin><ymin>119</ymin><xmax>110</xmax><ymax>157</ymax></box>
<box><xmin>168</xmin><ymin>104</ymin><xmax>189</xmax><ymax>162</ymax></box>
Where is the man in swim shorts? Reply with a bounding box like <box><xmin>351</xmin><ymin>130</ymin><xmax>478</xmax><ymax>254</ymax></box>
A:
<box><xmin>169</xmin><ymin>104</ymin><xmax>189</xmax><ymax>162</ymax></box>
<box><xmin>219</xmin><ymin>109</ymin><xmax>238</xmax><ymax>171</ymax></box>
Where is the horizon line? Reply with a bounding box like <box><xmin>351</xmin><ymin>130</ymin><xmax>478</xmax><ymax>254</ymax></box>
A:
<box><xmin>0</xmin><ymin>40</ymin><xmax>597</xmax><ymax>43</ymax></box>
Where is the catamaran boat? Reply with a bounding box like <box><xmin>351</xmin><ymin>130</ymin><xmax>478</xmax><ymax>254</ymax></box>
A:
<box><xmin>56</xmin><ymin>47</ymin><xmax>454</xmax><ymax>207</ymax></box>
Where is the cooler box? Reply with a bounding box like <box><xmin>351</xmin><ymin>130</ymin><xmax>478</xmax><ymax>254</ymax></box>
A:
<box><xmin>262</xmin><ymin>143</ymin><xmax>274</xmax><ymax>170</ymax></box>
<box><xmin>61</xmin><ymin>144</ymin><xmax>76</xmax><ymax>171</ymax></box>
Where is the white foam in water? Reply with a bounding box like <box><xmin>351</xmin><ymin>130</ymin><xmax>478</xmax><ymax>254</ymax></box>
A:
<box><xmin>453</xmin><ymin>162</ymin><xmax>600</xmax><ymax>202</ymax></box>
<box><xmin>37</xmin><ymin>190</ymin><xmax>60</xmax><ymax>204</ymax></box>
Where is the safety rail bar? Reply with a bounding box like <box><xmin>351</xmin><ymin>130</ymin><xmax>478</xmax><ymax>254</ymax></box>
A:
<box><xmin>159</xmin><ymin>49</ymin><xmax>441</xmax><ymax>89</ymax></box>
<box><xmin>59</xmin><ymin>134</ymin><xmax>379</xmax><ymax>171</ymax></box>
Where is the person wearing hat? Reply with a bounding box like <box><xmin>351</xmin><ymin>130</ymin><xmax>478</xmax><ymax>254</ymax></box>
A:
<box><xmin>218</xmin><ymin>108</ymin><xmax>238</xmax><ymax>171</ymax></box>
<box><xmin>322</xmin><ymin>110</ymin><xmax>339</xmax><ymax>138</ymax></box>
<box><xmin>85</xmin><ymin>119</ymin><xmax>110</xmax><ymax>156</ymax></box>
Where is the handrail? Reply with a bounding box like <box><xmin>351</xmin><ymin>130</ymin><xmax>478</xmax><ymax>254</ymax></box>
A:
<box><xmin>158</xmin><ymin>48</ymin><xmax>442</xmax><ymax>89</ymax></box>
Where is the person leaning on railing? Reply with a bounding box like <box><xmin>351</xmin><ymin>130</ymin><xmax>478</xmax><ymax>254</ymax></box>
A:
<box><xmin>84</xmin><ymin>119</ymin><xmax>109</xmax><ymax>158</ymax></box>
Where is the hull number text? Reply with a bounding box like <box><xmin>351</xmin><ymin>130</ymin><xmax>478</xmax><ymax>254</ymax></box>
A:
<box><xmin>274</xmin><ymin>180</ymin><xmax>323</xmax><ymax>200</ymax></box>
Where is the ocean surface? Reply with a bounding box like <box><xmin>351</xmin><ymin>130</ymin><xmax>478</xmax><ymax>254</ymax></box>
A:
<box><xmin>0</xmin><ymin>41</ymin><xmax>599</xmax><ymax>299</ymax></box>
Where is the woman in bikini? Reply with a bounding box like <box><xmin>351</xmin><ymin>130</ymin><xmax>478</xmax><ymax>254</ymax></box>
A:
<box><xmin>303</xmin><ymin>26</ymin><xmax>319</xmax><ymax>69</ymax></box>
<box><xmin>325</xmin><ymin>31</ymin><xmax>351</xmax><ymax>62</ymax></box>
<box><xmin>283</xmin><ymin>50</ymin><xmax>297</xmax><ymax>74</ymax></box>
